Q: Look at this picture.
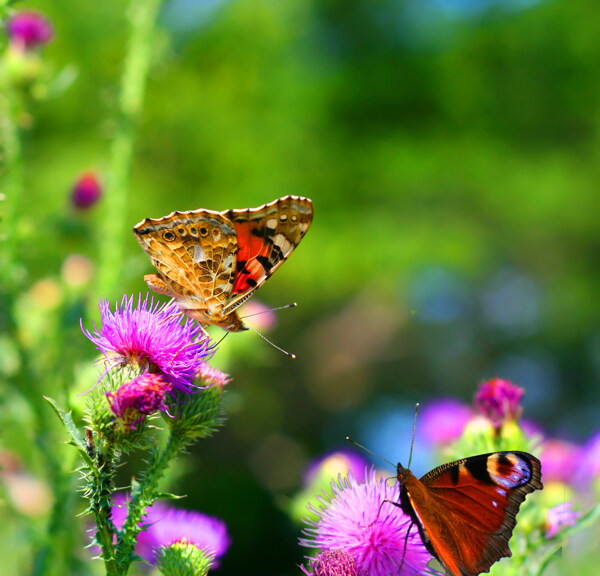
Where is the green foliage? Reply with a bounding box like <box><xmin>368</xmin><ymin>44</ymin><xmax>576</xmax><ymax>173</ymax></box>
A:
<box><xmin>2</xmin><ymin>0</ymin><xmax>600</xmax><ymax>574</ymax></box>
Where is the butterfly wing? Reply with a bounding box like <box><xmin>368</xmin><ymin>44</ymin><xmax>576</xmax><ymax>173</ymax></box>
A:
<box><xmin>221</xmin><ymin>195</ymin><xmax>313</xmax><ymax>314</ymax></box>
<box><xmin>132</xmin><ymin>209</ymin><xmax>238</xmax><ymax>323</ymax></box>
<box><xmin>402</xmin><ymin>452</ymin><xmax>542</xmax><ymax>576</ymax></box>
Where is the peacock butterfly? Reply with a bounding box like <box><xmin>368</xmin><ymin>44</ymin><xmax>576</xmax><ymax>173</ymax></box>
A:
<box><xmin>392</xmin><ymin>451</ymin><xmax>543</xmax><ymax>576</ymax></box>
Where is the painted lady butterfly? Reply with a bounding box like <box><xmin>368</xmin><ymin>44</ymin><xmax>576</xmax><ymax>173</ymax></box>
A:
<box><xmin>133</xmin><ymin>195</ymin><xmax>313</xmax><ymax>332</ymax></box>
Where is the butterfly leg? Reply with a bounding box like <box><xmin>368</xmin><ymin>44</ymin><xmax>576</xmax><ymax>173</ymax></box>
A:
<box><xmin>144</xmin><ymin>274</ymin><xmax>178</xmax><ymax>298</ymax></box>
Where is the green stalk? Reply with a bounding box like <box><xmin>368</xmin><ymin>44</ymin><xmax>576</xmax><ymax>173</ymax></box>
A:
<box><xmin>90</xmin><ymin>444</ymin><xmax>119</xmax><ymax>576</ymax></box>
<box><xmin>0</xmin><ymin>90</ymin><xmax>22</xmax><ymax>290</ymax></box>
<box><xmin>94</xmin><ymin>0</ymin><xmax>163</xmax><ymax>303</ymax></box>
<box><xmin>116</xmin><ymin>432</ymin><xmax>187</xmax><ymax>575</ymax></box>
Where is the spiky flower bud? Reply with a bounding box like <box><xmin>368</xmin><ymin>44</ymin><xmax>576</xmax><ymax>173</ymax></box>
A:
<box><xmin>156</xmin><ymin>539</ymin><xmax>213</xmax><ymax>576</ymax></box>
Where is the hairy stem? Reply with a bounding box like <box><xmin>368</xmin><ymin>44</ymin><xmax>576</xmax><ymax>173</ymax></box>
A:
<box><xmin>116</xmin><ymin>432</ymin><xmax>187</xmax><ymax>574</ymax></box>
<box><xmin>90</xmin><ymin>444</ymin><xmax>119</xmax><ymax>576</ymax></box>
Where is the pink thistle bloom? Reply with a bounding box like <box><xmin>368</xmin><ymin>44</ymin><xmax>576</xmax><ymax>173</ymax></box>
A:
<box><xmin>419</xmin><ymin>398</ymin><xmax>473</xmax><ymax>447</ymax></box>
<box><xmin>106</xmin><ymin>374</ymin><xmax>172</xmax><ymax>429</ymax></box>
<box><xmin>300</xmin><ymin>470</ymin><xmax>434</xmax><ymax>576</ymax></box>
<box><xmin>137</xmin><ymin>503</ymin><xmax>231</xmax><ymax>567</ymax></box>
<box><xmin>302</xmin><ymin>549</ymin><xmax>358</xmax><ymax>576</ymax></box>
<box><xmin>545</xmin><ymin>501</ymin><xmax>581</xmax><ymax>539</ymax></box>
<box><xmin>71</xmin><ymin>171</ymin><xmax>102</xmax><ymax>209</ymax></box>
<box><xmin>196</xmin><ymin>362</ymin><xmax>232</xmax><ymax>388</ymax></box>
<box><xmin>82</xmin><ymin>294</ymin><xmax>212</xmax><ymax>393</ymax></box>
<box><xmin>474</xmin><ymin>378</ymin><xmax>524</xmax><ymax>427</ymax></box>
<box><xmin>6</xmin><ymin>11</ymin><xmax>53</xmax><ymax>51</ymax></box>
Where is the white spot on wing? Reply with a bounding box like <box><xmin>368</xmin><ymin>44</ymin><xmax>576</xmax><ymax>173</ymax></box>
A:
<box><xmin>273</xmin><ymin>233</ymin><xmax>293</xmax><ymax>255</ymax></box>
<box><xmin>193</xmin><ymin>245</ymin><xmax>206</xmax><ymax>263</ymax></box>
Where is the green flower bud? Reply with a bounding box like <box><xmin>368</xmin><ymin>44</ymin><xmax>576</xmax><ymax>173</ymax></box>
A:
<box><xmin>156</xmin><ymin>539</ymin><xmax>213</xmax><ymax>576</ymax></box>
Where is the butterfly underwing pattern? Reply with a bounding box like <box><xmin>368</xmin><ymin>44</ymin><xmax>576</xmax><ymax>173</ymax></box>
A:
<box><xmin>133</xmin><ymin>195</ymin><xmax>313</xmax><ymax>332</ymax></box>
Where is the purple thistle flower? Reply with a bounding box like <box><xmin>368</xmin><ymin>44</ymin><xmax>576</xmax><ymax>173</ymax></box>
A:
<box><xmin>544</xmin><ymin>501</ymin><xmax>581</xmax><ymax>539</ymax></box>
<box><xmin>6</xmin><ymin>11</ymin><xmax>53</xmax><ymax>51</ymax></box>
<box><xmin>137</xmin><ymin>503</ymin><xmax>231</xmax><ymax>567</ymax></box>
<box><xmin>71</xmin><ymin>171</ymin><xmax>102</xmax><ymax>209</ymax></box>
<box><xmin>107</xmin><ymin>374</ymin><xmax>172</xmax><ymax>429</ymax></box>
<box><xmin>82</xmin><ymin>294</ymin><xmax>212</xmax><ymax>393</ymax></box>
<box><xmin>474</xmin><ymin>378</ymin><xmax>524</xmax><ymax>427</ymax></box>
<box><xmin>196</xmin><ymin>362</ymin><xmax>232</xmax><ymax>388</ymax></box>
<box><xmin>302</xmin><ymin>549</ymin><xmax>358</xmax><ymax>576</ymax></box>
<box><xmin>300</xmin><ymin>470</ymin><xmax>433</xmax><ymax>576</ymax></box>
<box><xmin>419</xmin><ymin>398</ymin><xmax>473</xmax><ymax>447</ymax></box>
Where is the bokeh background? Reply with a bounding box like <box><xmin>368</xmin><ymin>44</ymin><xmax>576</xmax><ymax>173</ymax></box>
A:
<box><xmin>2</xmin><ymin>0</ymin><xmax>600</xmax><ymax>574</ymax></box>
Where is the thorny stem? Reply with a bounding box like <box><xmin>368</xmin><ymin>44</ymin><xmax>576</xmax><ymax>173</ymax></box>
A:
<box><xmin>94</xmin><ymin>0</ymin><xmax>163</xmax><ymax>304</ymax></box>
<box><xmin>90</xmin><ymin>443</ymin><xmax>119</xmax><ymax>576</ymax></box>
<box><xmin>116</xmin><ymin>431</ymin><xmax>187</xmax><ymax>574</ymax></box>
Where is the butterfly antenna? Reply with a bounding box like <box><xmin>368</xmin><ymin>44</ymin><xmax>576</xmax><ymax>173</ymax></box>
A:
<box><xmin>240</xmin><ymin>302</ymin><xmax>297</xmax><ymax>319</ymax></box>
<box><xmin>346</xmin><ymin>437</ymin><xmax>396</xmax><ymax>469</ymax></box>
<box><xmin>407</xmin><ymin>402</ymin><xmax>420</xmax><ymax>469</ymax></box>
<box><xmin>246</xmin><ymin>325</ymin><xmax>296</xmax><ymax>359</ymax></box>
<box><xmin>212</xmin><ymin>331</ymin><xmax>230</xmax><ymax>349</ymax></box>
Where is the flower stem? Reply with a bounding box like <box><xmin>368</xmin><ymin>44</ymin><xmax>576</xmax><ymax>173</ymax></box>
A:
<box><xmin>116</xmin><ymin>431</ymin><xmax>187</xmax><ymax>574</ymax></box>
<box><xmin>94</xmin><ymin>0</ymin><xmax>162</xmax><ymax>303</ymax></box>
<box><xmin>90</xmin><ymin>443</ymin><xmax>119</xmax><ymax>576</ymax></box>
<box><xmin>0</xmin><ymin>89</ymin><xmax>23</xmax><ymax>291</ymax></box>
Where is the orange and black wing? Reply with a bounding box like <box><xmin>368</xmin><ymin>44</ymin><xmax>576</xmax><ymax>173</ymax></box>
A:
<box><xmin>404</xmin><ymin>451</ymin><xmax>542</xmax><ymax>576</ymax></box>
<box><xmin>221</xmin><ymin>195</ymin><xmax>313</xmax><ymax>314</ymax></box>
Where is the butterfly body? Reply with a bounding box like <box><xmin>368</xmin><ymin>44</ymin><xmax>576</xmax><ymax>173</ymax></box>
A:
<box><xmin>395</xmin><ymin>451</ymin><xmax>542</xmax><ymax>576</ymax></box>
<box><xmin>133</xmin><ymin>196</ymin><xmax>313</xmax><ymax>332</ymax></box>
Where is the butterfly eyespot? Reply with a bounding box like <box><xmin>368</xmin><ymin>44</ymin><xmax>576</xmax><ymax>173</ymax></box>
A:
<box><xmin>291</xmin><ymin>215</ymin><xmax>298</xmax><ymax>222</ymax></box>
<box><xmin>190</xmin><ymin>227</ymin><xmax>198</xmax><ymax>235</ymax></box>
<box><xmin>163</xmin><ymin>231</ymin><xmax>175</xmax><ymax>241</ymax></box>
<box><xmin>212</xmin><ymin>228</ymin><xmax>221</xmax><ymax>240</ymax></box>
<box><xmin>199</xmin><ymin>227</ymin><xmax>209</xmax><ymax>237</ymax></box>
<box><xmin>279</xmin><ymin>213</ymin><xmax>288</xmax><ymax>222</ymax></box>
<box><xmin>177</xmin><ymin>227</ymin><xmax>185</xmax><ymax>235</ymax></box>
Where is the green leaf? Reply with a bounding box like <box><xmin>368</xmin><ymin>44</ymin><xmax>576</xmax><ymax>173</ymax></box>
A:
<box><xmin>44</xmin><ymin>395</ymin><xmax>94</xmax><ymax>468</ymax></box>
<box><xmin>155</xmin><ymin>492</ymin><xmax>186</xmax><ymax>501</ymax></box>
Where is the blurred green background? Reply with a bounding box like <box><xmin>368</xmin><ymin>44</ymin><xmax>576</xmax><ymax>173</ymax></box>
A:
<box><xmin>2</xmin><ymin>0</ymin><xmax>600</xmax><ymax>574</ymax></box>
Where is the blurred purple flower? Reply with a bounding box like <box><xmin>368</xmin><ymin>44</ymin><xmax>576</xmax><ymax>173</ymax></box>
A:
<box><xmin>6</xmin><ymin>11</ymin><xmax>53</xmax><ymax>50</ymax></box>
<box><xmin>196</xmin><ymin>363</ymin><xmax>232</xmax><ymax>388</ymax></box>
<box><xmin>575</xmin><ymin>430</ymin><xmax>600</xmax><ymax>487</ymax></box>
<box><xmin>540</xmin><ymin>439</ymin><xmax>582</xmax><ymax>485</ymax></box>
<box><xmin>300</xmin><ymin>470</ymin><xmax>433</xmax><ymax>576</ymax></box>
<box><xmin>419</xmin><ymin>398</ymin><xmax>473</xmax><ymax>447</ymax></box>
<box><xmin>71</xmin><ymin>171</ymin><xmax>102</xmax><ymax>209</ymax></box>
<box><xmin>545</xmin><ymin>501</ymin><xmax>580</xmax><ymax>539</ymax></box>
<box><xmin>303</xmin><ymin>450</ymin><xmax>369</xmax><ymax>488</ymax></box>
<box><xmin>107</xmin><ymin>374</ymin><xmax>172</xmax><ymax>429</ymax></box>
<box><xmin>82</xmin><ymin>294</ymin><xmax>212</xmax><ymax>393</ymax></box>
<box><xmin>137</xmin><ymin>503</ymin><xmax>230</xmax><ymax>567</ymax></box>
<box><xmin>474</xmin><ymin>378</ymin><xmax>524</xmax><ymax>427</ymax></box>
<box><xmin>302</xmin><ymin>549</ymin><xmax>358</xmax><ymax>576</ymax></box>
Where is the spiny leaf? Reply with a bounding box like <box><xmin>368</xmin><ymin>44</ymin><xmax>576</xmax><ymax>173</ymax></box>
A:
<box><xmin>44</xmin><ymin>395</ymin><xmax>95</xmax><ymax>469</ymax></box>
